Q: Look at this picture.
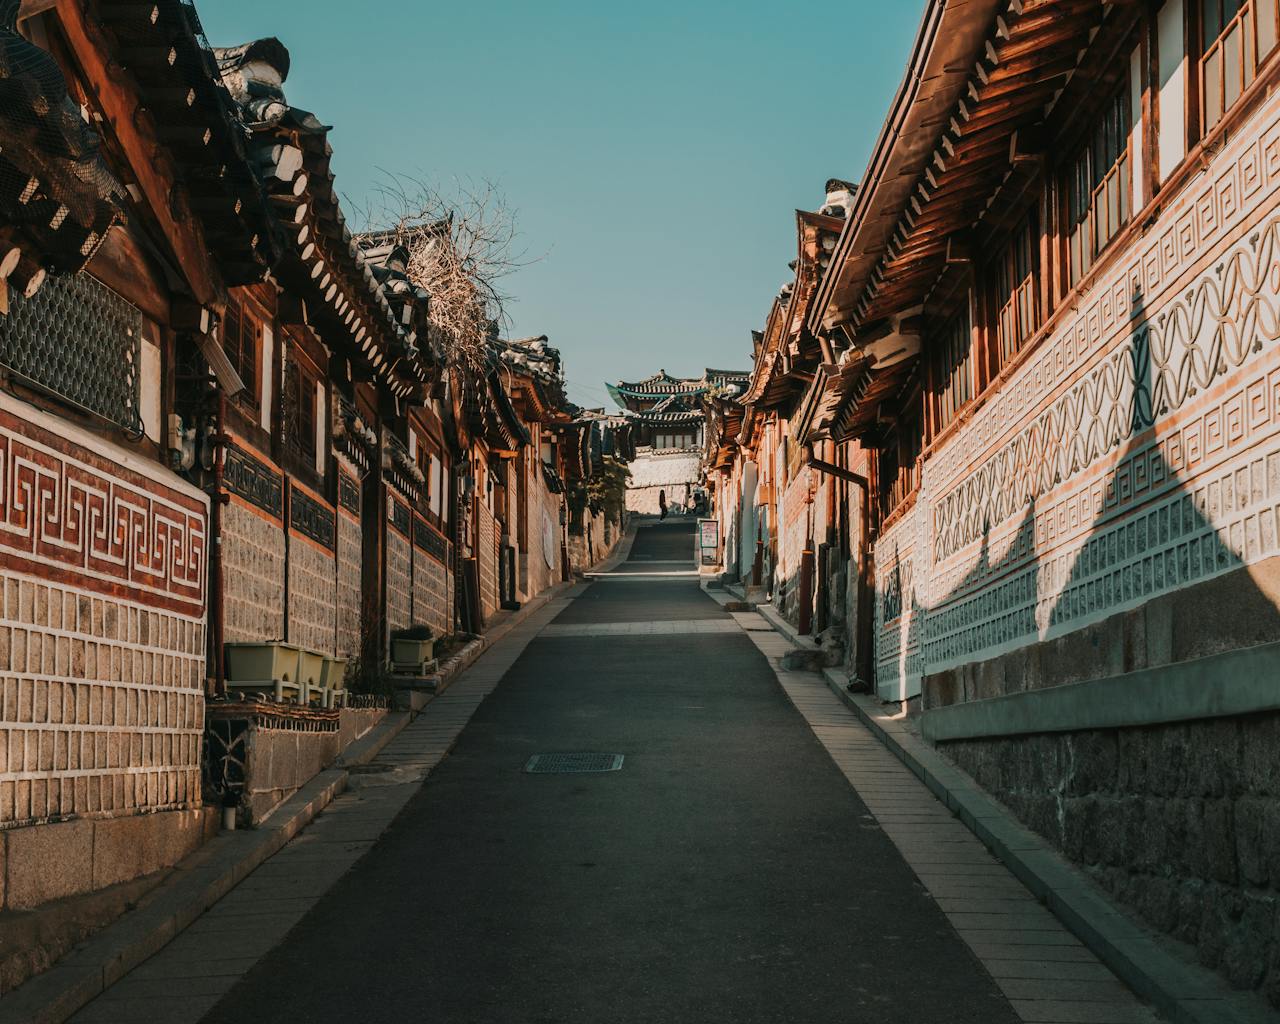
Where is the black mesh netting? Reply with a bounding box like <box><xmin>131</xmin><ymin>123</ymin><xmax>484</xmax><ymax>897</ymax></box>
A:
<box><xmin>0</xmin><ymin>0</ymin><xmax>125</xmax><ymax>268</ymax></box>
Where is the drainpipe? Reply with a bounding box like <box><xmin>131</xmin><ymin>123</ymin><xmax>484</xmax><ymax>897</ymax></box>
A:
<box><xmin>805</xmin><ymin>444</ymin><xmax>874</xmax><ymax>690</ymax></box>
<box><xmin>210</xmin><ymin>392</ymin><xmax>228</xmax><ymax>698</ymax></box>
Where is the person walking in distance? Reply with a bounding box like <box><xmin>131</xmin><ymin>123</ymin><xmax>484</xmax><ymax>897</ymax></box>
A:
<box><xmin>658</xmin><ymin>489</ymin><xmax>668</xmax><ymax>520</ymax></box>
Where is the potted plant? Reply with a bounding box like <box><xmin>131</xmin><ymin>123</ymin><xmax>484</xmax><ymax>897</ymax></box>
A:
<box><xmin>390</xmin><ymin>624</ymin><xmax>435</xmax><ymax>670</ymax></box>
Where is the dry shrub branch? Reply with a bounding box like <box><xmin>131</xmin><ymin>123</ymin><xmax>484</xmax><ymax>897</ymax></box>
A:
<box><xmin>360</xmin><ymin>175</ymin><xmax>536</xmax><ymax>375</ymax></box>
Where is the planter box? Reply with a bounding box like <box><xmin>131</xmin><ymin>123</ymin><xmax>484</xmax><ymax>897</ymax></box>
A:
<box><xmin>391</xmin><ymin>638</ymin><xmax>435</xmax><ymax>668</ymax></box>
<box><xmin>297</xmin><ymin>649</ymin><xmax>324</xmax><ymax>687</ymax></box>
<box><xmin>224</xmin><ymin>642</ymin><xmax>302</xmax><ymax>683</ymax></box>
<box><xmin>319</xmin><ymin>656</ymin><xmax>347</xmax><ymax>690</ymax></box>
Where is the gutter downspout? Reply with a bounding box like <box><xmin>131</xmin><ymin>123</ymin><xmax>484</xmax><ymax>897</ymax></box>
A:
<box><xmin>210</xmin><ymin>392</ymin><xmax>228</xmax><ymax>697</ymax></box>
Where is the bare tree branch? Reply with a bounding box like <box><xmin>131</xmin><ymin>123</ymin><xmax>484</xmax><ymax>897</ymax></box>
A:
<box><xmin>356</xmin><ymin>174</ymin><xmax>539</xmax><ymax>376</ymax></box>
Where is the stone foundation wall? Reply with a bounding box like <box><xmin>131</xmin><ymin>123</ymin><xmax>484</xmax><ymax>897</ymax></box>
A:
<box><xmin>206</xmin><ymin>704</ymin><xmax>385</xmax><ymax>826</ymax></box>
<box><xmin>287</xmin><ymin>536</ymin><xmax>335</xmax><ymax>655</ymax></box>
<box><xmin>222</xmin><ymin>501</ymin><xmax>285</xmax><ymax>643</ymax></box>
<box><xmin>944</xmin><ymin>715</ymin><xmax>1280</xmax><ymax>1005</ymax></box>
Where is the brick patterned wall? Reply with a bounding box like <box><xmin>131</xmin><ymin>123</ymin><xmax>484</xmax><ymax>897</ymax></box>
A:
<box><xmin>386</xmin><ymin>527</ymin><xmax>411</xmax><ymax>635</ymax></box>
<box><xmin>222</xmin><ymin>501</ymin><xmax>285</xmax><ymax>643</ymax></box>
<box><xmin>287</xmin><ymin>537</ymin><xmax>335</xmax><ymax>655</ymax></box>
<box><xmin>0</xmin><ymin>395</ymin><xmax>207</xmax><ymax>830</ymax></box>
<box><xmin>336</xmin><ymin>509</ymin><xmax>361</xmax><ymax>660</ymax></box>
<box><xmin>477</xmin><ymin>501</ymin><xmax>499</xmax><ymax>620</ymax></box>
<box><xmin>0</xmin><ymin>573</ymin><xmax>205</xmax><ymax>828</ymax></box>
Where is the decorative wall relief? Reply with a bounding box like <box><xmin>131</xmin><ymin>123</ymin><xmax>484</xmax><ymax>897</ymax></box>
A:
<box><xmin>223</xmin><ymin>443</ymin><xmax>282</xmax><ymax>520</ymax></box>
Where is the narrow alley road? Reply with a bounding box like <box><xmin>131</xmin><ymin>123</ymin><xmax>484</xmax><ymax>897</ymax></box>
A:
<box><xmin>72</xmin><ymin>519</ymin><xmax>1157</xmax><ymax>1024</ymax></box>
<box><xmin>198</xmin><ymin>519</ymin><xmax>1018</xmax><ymax>1023</ymax></box>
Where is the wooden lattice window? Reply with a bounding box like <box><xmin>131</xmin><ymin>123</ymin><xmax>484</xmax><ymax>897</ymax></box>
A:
<box><xmin>877</xmin><ymin>411</ymin><xmax>923</xmax><ymax>522</ymax></box>
<box><xmin>1199</xmin><ymin>0</ymin><xmax>1279</xmax><ymax>133</ymax></box>
<box><xmin>991</xmin><ymin>213</ymin><xmax>1039</xmax><ymax>366</ymax></box>
<box><xmin>222</xmin><ymin>296</ymin><xmax>258</xmax><ymax>407</ymax></box>
<box><xmin>284</xmin><ymin>356</ymin><xmax>317</xmax><ymax>464</ymax></box>
<box><xmin>932</xmin><ymin>307</ymin><xmax>974</xmax><ymax>434</ymax></box>
<box><xmin>1065</xmin><ymin>81</ymin><xmax>1131</xmax><ymax>288</ymax></box>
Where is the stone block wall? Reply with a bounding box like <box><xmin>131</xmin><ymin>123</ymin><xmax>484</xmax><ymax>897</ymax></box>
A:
<box><xmin>944</xmin><ymin>715</ymin><xmax>1280</xmax><ymax>1006</ymax></box>
<box><xmin>567</xmin><ymin>511</ymin><xmax>619</xmax><ymax>573</ymax></box>
<box><xmin>411</xmin><ymin>538</ymin><xmax>450</xmax><ymax>638</ymax></box>
<box><xmin>477</xmin><ymin>500</ymin><xmax>499</xmax><ymax>620</ymax></box>
<box><xmin>522</xmin><ymin>476</ymin><xmax>560</xmax><ymax>599</ymax></box>
<box><xmin>386</xmin><ymin>523</ymin><xmax>412</xmax><ymax>635</ymax></box>
<box><xmin>222</xmin><ymin>500</ymin><xmax>285</xmax><ymax>643</ymax></box>
<box><xmin>0</xmin><ymin>394</ymin><xmax>209</xmax><ymax>910</ymax></box>
<box><xmin>624</xmin><ymin>449</ymin><xmax>701</xmax><ymax>514</ymax></box>
<box><xmin>336</xmin><ymin>507</ymin><xmax>361</xmax><ymax>660</ymax></box>
<box><xmin>287</xmin><ymin>537</ymin><xmax>336</xmax><ymax>656</ymax></box>
<box><xmin>0</xmin><ymin>577</ymin><xmax>205</xmax><ymax>830</ymax></box>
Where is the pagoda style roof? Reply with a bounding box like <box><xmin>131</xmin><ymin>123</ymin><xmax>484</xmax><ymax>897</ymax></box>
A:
<box><xmin>632</xmin><ymin>408</ymin><xmax>702</xmax><ymax>426</ymax></box>
<box><xmin>607</xmin><ymin>367</ymin><xmax>751</xmax><ymax>413</ymax></box>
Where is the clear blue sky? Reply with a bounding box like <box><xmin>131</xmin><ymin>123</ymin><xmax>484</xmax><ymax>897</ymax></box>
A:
<box><xmin>198</xmin><ymin>2</ymin><xmax>922</xmax><ymax>409</ymax></box>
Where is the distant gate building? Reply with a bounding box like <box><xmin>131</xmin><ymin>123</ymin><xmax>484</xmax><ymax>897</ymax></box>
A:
<box><xmin>609</xmin><ymin>369</ymin><xmax>747</xmax><ymax>514</ymax></box>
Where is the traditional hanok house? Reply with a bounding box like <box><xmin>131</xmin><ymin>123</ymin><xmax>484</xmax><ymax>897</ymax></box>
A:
<box><xmin>702</xmin><ymin>380</ymin><xmax>749</xmax><ymax>577</ymax></box>
<box><xmin>609</xmin><ymin>368</ymin><xmax>747</xmax><ymax>514</ymax></box>
<box><xmin>359</xmin><ymin>236</ymin><xmax>454</xmax><ymax>648</ymax></box>
<box><xmin>205</xmin><ymin>40</ymin><xmax>433</xmax><ymax>706</ymax></box>
<box><xmin>450</xmin><ymin>340</ymin><xmax>535</xmax><ymax>629</ymax></box>
<box><xmin>800</xmin><ymin>0</ymin><xmax>1280</xmax><ymax>1003</ymax></box>
<box><xmin>558</xmin><ymin>408</ymin><xmax>636</xmax><ymax>570</ymax></box>
<box><xmin>0</xmin><ymin>0</ymin><xmax>279</xmax><ymax>938</ymax></box>
<box><xmin>724</xmin><ymin>182</ymin><xmax>859</xmax><ymax>642</ymax></box>
<box><xmin>488</xmin><ymin>334</ymin><xmax>571</xmax><ymax>602</ymax></box>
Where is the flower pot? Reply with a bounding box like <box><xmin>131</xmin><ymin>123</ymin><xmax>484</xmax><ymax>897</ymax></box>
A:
<box><xmin>224</xmin><ymin>642</ymin><xmax>301</xmax><ymax>683</ymax></box>
<box><xmin>391</xmin><ymin>638</ymin><xmax>435</xmax><ymax>668</ymax></box>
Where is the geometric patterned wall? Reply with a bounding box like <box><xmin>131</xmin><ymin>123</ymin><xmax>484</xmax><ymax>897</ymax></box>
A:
<box><xmin>875</xmin><ymin>82</ymin><xmax>1280</xmax><ymax>702</ymax></box>
<box><xmin>0</xmin><ymin>395</ymin><xmax>206</xmax><ymax>826</ymax></box>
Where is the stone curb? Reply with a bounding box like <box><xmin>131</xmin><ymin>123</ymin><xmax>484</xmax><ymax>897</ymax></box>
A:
<box><xmin>819</xmin><ymin>670</ymin><xmax>1271</xmax><ymax>1024</ymax></box>
<box><xmin>0</xmin><ymin>769</ymin><xmax>347</xmax><ymax>1024</ymax></box>
<box><xmin>334</xmin><ymin>710</ymin><xmax>411</xmax><ymax>768</ymax></box>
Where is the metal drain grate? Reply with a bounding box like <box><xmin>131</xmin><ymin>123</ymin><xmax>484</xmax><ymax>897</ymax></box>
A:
<box><xmin>523</xmin><ymin>753</ymin><xmax>624</xmax><ymax>774</ymax></box>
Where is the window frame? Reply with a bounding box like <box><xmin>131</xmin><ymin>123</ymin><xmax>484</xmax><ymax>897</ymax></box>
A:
<box><xmin>1195</xmin><ymin>0</ymin><xmax>1280</xmax><ymax>136</ymax></box>
<box><xmin>1063</xmin><ymin>77</ymin><xmax>1133</xmax><ymax>290</ymax></box>
<box><xmin>282</xmin><ymin>340</ymin><xmax>323</xmax><ymax>483</ymax></box>
<box><xmin>988</xmin><ymin>211</ymin><xmax>1041</xmax><ymax>371</ymax></box>
<box><xmin>222</xmin><ymin>294</ymin><xmax>260</xmax><ymax>415</ymax></box>
<box><xmin>930</xmin><ymin>303</ymin><xmax>976</xmax><ymax>437</ymax></box>
<box><xmin>876</xmin><ymin>399</ymin><xmax>924</xmax><ymax>525</ymax></box>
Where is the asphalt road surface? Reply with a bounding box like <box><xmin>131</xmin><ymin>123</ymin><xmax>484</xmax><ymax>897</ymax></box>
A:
<box><xmin>200</xmin><ymin>519</ymin><xmax>1019</xmax><ymax>1024</ymax></box>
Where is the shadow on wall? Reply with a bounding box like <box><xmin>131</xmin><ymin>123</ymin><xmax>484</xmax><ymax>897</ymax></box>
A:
<box><xmin>912</xmin><ymin>279</ymin><xmax>1280</xmax><ymax>1002</ymax></box>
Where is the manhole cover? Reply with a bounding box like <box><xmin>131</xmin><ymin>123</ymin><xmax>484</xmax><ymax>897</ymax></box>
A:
<box><xmin>523</xmin><ymin>753</ymin><xmax>624</xmax><ymax>774</ymax></box>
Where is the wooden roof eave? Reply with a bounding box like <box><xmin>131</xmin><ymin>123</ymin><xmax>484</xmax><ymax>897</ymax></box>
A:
<box><xmin>806</xmin><ymin>0</ymin><xmax>1004</xmax><ymax>338</ymax></box>
<box><xmin>810</xmin><ymin>0</ymin><xmax>1113</xmax><ymax>335</ymax></box>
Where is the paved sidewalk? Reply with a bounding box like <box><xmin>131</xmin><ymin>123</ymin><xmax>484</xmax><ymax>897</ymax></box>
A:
<box><xmin>764</xmin><ymin>661</ymin><xmax>1161</xmax><ymax>1024</ymax></box>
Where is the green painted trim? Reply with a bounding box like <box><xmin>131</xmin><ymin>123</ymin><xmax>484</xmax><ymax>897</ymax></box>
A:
<box><xmin>920</xmin><ymin>640</ymin><xmax>1280</xmax><ymax>743</ymax></box>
